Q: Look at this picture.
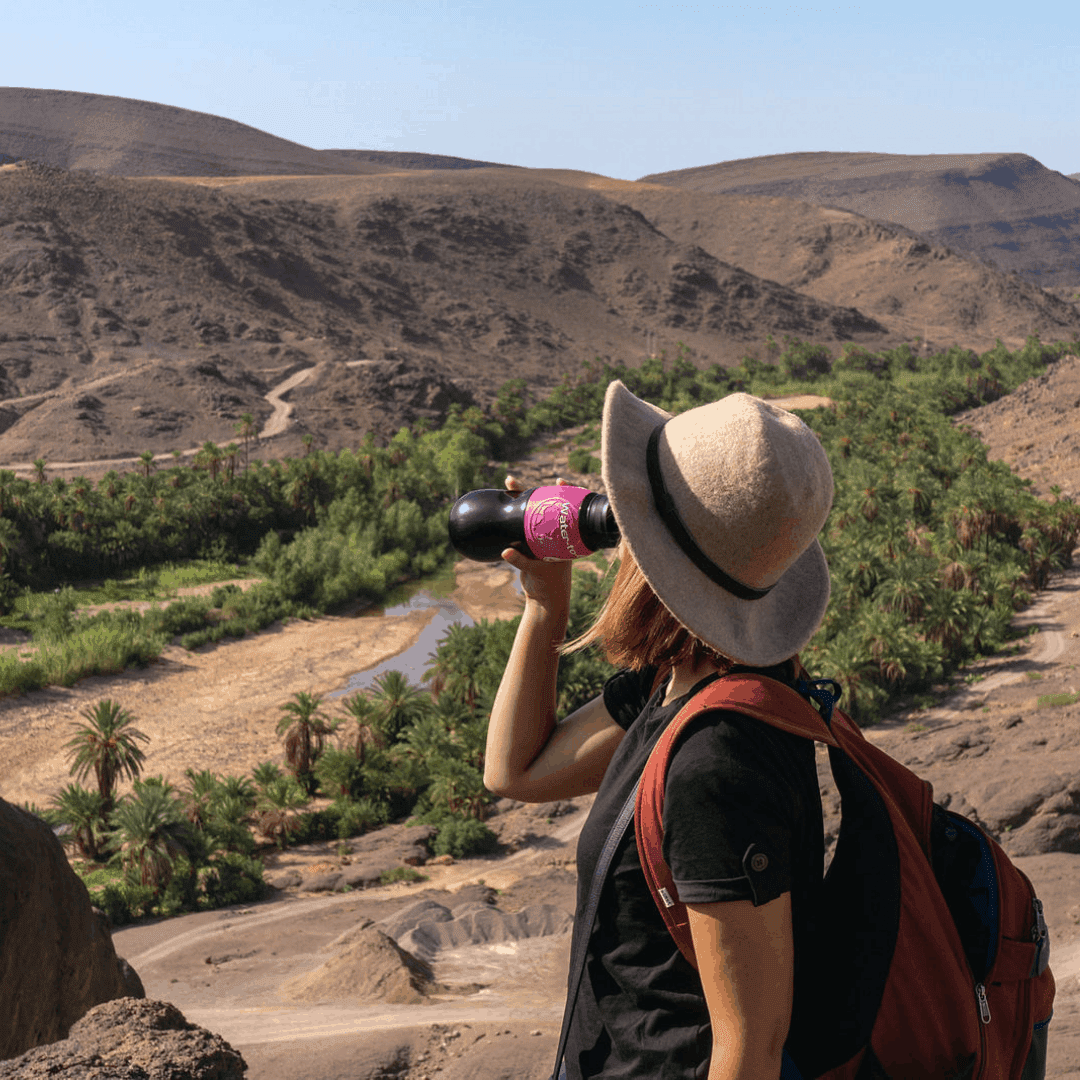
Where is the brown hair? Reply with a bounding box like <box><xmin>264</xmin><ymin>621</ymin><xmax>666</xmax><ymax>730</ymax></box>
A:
<box><xmin>562</xmin><ymin>544</ymin><xmax>735</xmax><ymax>677</ymax></box>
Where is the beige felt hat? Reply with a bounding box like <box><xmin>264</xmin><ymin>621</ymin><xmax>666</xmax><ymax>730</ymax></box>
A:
<box><xmin>601</xmin><ymin>380</ymin><xmax>834</xmax><ymax>666</ymax></box>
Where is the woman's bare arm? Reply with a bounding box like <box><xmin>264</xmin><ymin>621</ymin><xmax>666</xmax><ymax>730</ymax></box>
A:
<box><xmin>483</xmin><ymin>495</ymin><xmax>624</xmax><ymax>802</ymax></box>
<box><xmin>686</xmin><ymin>893</ymin><xmax>794</xmax><ymax>1080</ymax></box>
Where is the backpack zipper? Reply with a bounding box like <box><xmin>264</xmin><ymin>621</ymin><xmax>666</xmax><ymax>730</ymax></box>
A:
<box><xmin>974</xmin><ymin>983</ymin><xmax>990</xmax><ymax>1080</ymax></box>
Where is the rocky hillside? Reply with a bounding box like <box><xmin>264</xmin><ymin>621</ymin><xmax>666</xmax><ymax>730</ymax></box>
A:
<box><xmin>0</xmin><ymin>161</ymin><xmax>892</xmax><ymax>460</ymax></box>
<box><xmin>642</xmin><ymin>151</ymin><xmax>1080</xmax><ymax>288</ymax></box>
<box><xmin>2</xmin><ymin>92</ymin><xmax>1080</xmax><ymax>466</ymax></box>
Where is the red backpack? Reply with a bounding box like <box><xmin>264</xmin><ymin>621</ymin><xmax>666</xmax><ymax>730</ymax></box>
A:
<box><xmin>635</xmin><ymin>672</ymin><xmax>1055</xmax><ymax>1080</ymax></box>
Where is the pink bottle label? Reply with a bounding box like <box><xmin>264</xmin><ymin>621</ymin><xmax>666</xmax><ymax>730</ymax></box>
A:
<box><xmin>524</xmin><ymin>485</ymin><xmax>595</xmax><ymax>561</ymax></box>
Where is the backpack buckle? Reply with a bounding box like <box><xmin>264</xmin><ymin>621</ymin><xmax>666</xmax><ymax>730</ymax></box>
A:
<box><xmin>796</xmin><ymin>678</ymin><xmax>841</xmax><ymax>723</ymax></box>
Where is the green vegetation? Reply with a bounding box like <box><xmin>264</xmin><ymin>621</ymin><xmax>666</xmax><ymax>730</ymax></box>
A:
<box><xmin>379</xmin><ymin>866</ymin><xmax>428</xmax><ymax>885</ymax></box>
<box><xmin>17</xmin><ymin>331</ymin><xmax>1080</xmax><ymax>922</ymax></box>
<box><xmin>0</xmin><ymin>413</ymin><xmax>497</xmax><ymax>697</ymax></box>
<box><xmin>6</xmin><ymin>333</ymin><xmax>1076</xmax><ymax>716</ymax></box>
<box><xmin>417</xmin><ymin>334</ymin><xmax>1080</xmax><ymax>724</ymax></box>
<box><xmin>1035</xmin><ymin>692</ymin><xmax>1080</xmax><ymax>709</ymax></box>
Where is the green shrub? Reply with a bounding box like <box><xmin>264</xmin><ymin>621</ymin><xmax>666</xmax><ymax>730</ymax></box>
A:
<box><xmin>333</xmin><ymin>797</ymin><xmax>388</xmax><ymax>839</ymax></box>
<box><xmin>379</xmin><ymin>866</ymin><xmax>427</xmax><ymax>885</ymax></box>
<box><xmin>201</xmin><ymin>853</ymin><xmax>266</xmax><ymax>908</ymax></box>
<box><xmin>150</xmin><ymin>597</ymin><xmax>214</xmax><ymax>638</ymax></box>
<box><xmin>158</xmin><ymin>857</ymin><xmax>200</xmax><ymax>917</ymax></box>
<box><xmin>314</xmin><ymin>748</ymin><xmax>365</xmax><ymax>800</ymax></box>
<box><xmin>290</xmin><ymin>808</ymin><xmax>339</xmax><ymax>844</ymax></box>
<box><xmin>91</xmin><ymin>882</ymin><xmax>134</xmax><ymax>927</ymax></box>
<box><xmin>118</xmin><ymin>880</ymin><xmax>156</xmax><ymax>921</ymax></box>
<box><xmin>567</xmin><ymin>448</ymin><xmax>601</xmax><ymax>474</ymax></box>
<box><xmin>431</xmin><ymin>817</ymin><xmax>499</xmax><ymax>859</ymax></box>
<box><xmin>1036</xmin><ymin>691</ymin><xmax>1080</xmax><ymax>709</ymax></box>
<box><xmin>0</xmin><ymin>649</ymin><xmax>47</xmax><ymax>698</ymax></box>
<box><xmin>29</xmin><ymin>586</ymin><xmax>80</xmax><ymax>640</ymax></box>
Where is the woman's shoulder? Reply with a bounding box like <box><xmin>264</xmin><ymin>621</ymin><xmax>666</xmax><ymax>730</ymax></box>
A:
<box><xmin>668</xmin><ymin>692</ymin><xmax>819</xmax><ymax>797</ymax></box>
<box><xmin>602</xmin><ymin>664</ymin><xmax>661</xmax><ymax>730</ymax></box>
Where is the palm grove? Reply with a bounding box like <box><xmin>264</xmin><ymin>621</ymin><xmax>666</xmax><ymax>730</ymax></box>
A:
<box><xmin>14</xmin><ymin>333</ymin><xmax>1080</xmax><ymax>924</ymax></box>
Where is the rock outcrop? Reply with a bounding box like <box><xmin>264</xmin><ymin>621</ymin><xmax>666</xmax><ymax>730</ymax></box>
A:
<box><xmin>0</xmin><ymin>998</ymin><xmax>247</xmax><ymax>1078</ymax></box>
<box><xmin>0</xmin><ymin>798</ymin><xmax>141</xmax><ymax>1060</ymax></box>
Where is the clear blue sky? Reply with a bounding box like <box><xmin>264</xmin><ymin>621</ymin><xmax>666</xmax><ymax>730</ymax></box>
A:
<box><xmin>5</xmin><ymin>1</ymin><xmax>1079</xmax><ymax>179</ymax></box>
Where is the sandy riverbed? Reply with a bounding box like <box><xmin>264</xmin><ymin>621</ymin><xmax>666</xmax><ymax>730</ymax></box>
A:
<box><xmin>0</xmin><ymin>560</ymin><xmax>523</xmax><ymax>809</ymax></box>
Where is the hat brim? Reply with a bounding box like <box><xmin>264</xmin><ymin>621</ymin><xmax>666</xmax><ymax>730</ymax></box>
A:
<box><xmin>601</xmin><ymin>380</ymin><xmax>831</xmax><ymax>667</ymax></box>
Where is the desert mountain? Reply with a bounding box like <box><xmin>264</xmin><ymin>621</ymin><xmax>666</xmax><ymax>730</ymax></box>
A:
<box><xmin>326</xmin><ymin>149</ymin><xmax>518</xmax><ymax>171</ymax></box>
<box><xmin>1</xmin><ymin>92</ymin><xmax>1079</xmax><ymax>466</ymax></box>
<box><xmin>0</xmin><ymin>88</ymin><xmax>520</xmax><ymax>179</ymax></box>
<box><xmin>0</xmin><ymin>88</ymin><xmax>392</xmax><ymax>178</ymax></box>
<box><xmin>0</xmin><ymin>162</ymin><xmax>899</xmax><ymax>461</ymax></box>
<box><xmin>578</xmin><ymin>183</ymin><xmax>1079</xmax><ymax>350</ymax></box>
<box><xmin>641</xmin><ymin>151</ymin><xmax>1080</xmax><ymax>288</ymax></box>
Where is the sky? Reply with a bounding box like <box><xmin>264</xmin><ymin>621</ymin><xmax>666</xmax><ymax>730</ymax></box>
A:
<box><xmin>4</xmin><ymin>1</ymin><xmax>1079</xmax><ymax>180</ymax></box>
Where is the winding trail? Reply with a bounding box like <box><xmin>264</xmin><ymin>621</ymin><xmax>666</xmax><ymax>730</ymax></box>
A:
<box><xmin>0</xmin><ymin>360</ymin><xmax>322</xmax><ymax>476</ymax></box>
<box><xmin>0</xmin><ymin>380</ymin><xmax>829</xmax><ymax>478</ymax></box>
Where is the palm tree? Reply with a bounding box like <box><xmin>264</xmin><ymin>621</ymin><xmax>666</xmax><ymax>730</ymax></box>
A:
<box><xmin>51</xmin><ymin>783</ymin><xmax>107</xmax><ymax>860</ymax></box>
<box><xmin>215</xmin><ymin>773</ymin><xmax>256</xmax><ymax>806</ymax></box>
<box><xmin>234</xmin><ymin>413</ymin><xmax>257</xmax><ymax>472</ymax></box>
<box><xmin>427</xmin><ymin>759</ymin><xmax>489</xmax><ymax>820</ymax></box>
<box><xmin>397</xmin><ymin>711</ymin><xmax>455</xmax><ymax>767</ymax></box>
<box><xmin>32</xmin><ymin>458</ymin><xmax>47</xmax><ymax>485</ymax></box>
<box><xmin>369</xmin><ymin>670</ymin><xmax>431</xmax><ymax>744</ymax></box>
<box><xmin>222</xmin><ymin>442</ymin><xmax>240</xmax><ymax>481</ymax></box>
<box><xmin>106</xmin><ymin>783</ymin><xmax>194</xmax><ymax>893</ymax></box>
<box><xmin>252</xmin><ymin>760</ymin><xmax>284</xmax><ymax>791</ymax></box>
<box><xmin>424</xmin><ymin>622</ymin><xmax>484</xmax><ymax>706</ymax></box>
<box><xmin>0</xmin><ymin>515</ymin><xmax>20</xmax><ymax>581</ymax></box>
<box><xmin>276</xmin><ymin>691</ymin><xmax>337</xmax><ymax>792</ymax></box>
<box><xmin>64</xmin><ymin>699</ymin><xmax>149</xmax><ymax>818</ymax></box>
<box><xmin>339</xmin><ymin>692</ymin><xmax>381</xmax><ymax>763</ymax></box>
<box><xmin>138</xmin><ymin>451</ymin><xmax>157</xmax><ymax>480</ymax></box>
<box><xmin>313</xmin><ymin>747</ymin><xmax>364</xmax><ymax>799</ymax></box>
<box><xmin>254</xmin><ymin>776</ymin><xmax>309</xmax><ymax>847</ymax></box>
<box><xmin>181</xmin><ymin>768</ymin><xmax>215</xmax><ymax>826</ymax></box>
<box><xmin>877</xmin><ymin>558</ymin><xmax>930</xmax><ymax>621</ymax></box>
<box><xmin>196</xmin><ymin>441</ymin><xmax>223</xmax><ymax>481</ymax></box>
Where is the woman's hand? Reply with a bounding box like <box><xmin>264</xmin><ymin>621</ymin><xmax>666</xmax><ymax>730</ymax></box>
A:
<box><xmin>501</xmin><ymin>474</ymin><xmax>572</xmax><ymax>611</ymax></box>
<box><xmin>485</xmin><ymin>474</ymin><xmax>623</xmax><ymax>803</ymax></box>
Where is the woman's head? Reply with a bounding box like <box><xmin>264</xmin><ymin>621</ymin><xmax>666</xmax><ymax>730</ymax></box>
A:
<box><xmin>599</xmin><ymin>381</ymin><xmax>834</xmax><ymax>666</ymax></box>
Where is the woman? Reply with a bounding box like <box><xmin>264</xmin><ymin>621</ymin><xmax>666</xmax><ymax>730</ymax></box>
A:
<box><xmin>484</xmin><ymin>380</ymin><xmax>835</xmax><ymax>1080</ymax></box>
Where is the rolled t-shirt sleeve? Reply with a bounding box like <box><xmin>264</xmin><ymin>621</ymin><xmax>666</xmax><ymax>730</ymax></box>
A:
<box><xmin>662</xmin><ymin>712</ymin><xmax>801</xmax><ymax>907</ymax></box>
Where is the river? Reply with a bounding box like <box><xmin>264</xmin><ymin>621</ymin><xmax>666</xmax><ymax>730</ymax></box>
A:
<box><xmin>328</xmin><ymin>568</ymin><xmax>522</xmax><ymax>699</ymax></box>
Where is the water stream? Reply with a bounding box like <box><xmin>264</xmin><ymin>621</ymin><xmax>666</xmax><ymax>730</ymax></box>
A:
<box><xmin>327</xmin><ymin>568</ymin><xmax>521</xmax><ymax>700</ymax></box>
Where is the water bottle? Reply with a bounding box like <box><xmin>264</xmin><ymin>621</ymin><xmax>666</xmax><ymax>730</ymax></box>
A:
<box><xmin>448</xmin><ymin>485</ymin><xmax>620</xmax><ymax>562</ymax></box>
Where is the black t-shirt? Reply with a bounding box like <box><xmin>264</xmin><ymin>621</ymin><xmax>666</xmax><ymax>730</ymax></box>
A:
<box><xmin>565</xmin><ymin>664</ymin><xmax>824</xmax><ymax>1080</ymax></box>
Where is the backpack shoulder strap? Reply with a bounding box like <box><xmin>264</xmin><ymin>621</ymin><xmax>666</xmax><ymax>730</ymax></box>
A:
<box><xmin>634</xmin><ymin>673</ymin><xmax>836</xmax><ymax>969</ymax></box>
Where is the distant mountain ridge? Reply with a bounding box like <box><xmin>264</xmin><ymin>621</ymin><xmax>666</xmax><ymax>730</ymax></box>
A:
<box><xmin>0</xmin><ymin>88</ymin><xmax>503</xmax><ymax>178</ymax></box>
<box><xmin>640</xmin><ymin>151</ymin><xmax>1080</xmax><ymax>287</ymax></box>
<box><xmin>325</xmin><ymin>149</ymin><xmax>518</xmax><ymax>171</ymax></box>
